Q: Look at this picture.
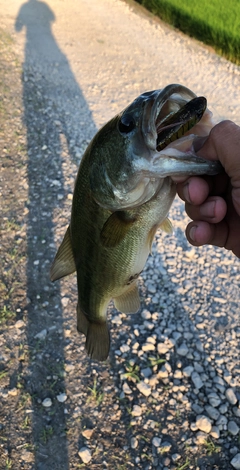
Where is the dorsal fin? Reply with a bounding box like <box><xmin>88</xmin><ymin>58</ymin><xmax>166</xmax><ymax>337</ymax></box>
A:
<box><xmin>50</xmin><ymin>226</ymin><xmax>76</xmax><ymax>281</ymax></box>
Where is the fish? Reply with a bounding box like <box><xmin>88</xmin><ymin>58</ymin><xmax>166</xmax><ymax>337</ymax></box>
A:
<box><xmin>50</xmin><ymin>83</ymin><xmax>221</xmax><ymax>361</ymax></box>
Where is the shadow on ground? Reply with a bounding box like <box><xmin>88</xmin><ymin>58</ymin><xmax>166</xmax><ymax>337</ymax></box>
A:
<box><xmin>15</xmin><ymin>1</ymin><xmax>97</xmax><ymax>468</ymax></box>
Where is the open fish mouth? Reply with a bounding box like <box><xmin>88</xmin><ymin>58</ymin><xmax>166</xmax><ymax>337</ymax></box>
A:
<box><xmin>141</xmin><ymin>84</ymin><xmax>209</xmax><ymax>153</ymax></box>
<box><xmin>139</xmin><ymin>84</ymin><xmax>222</xmax><ymax>177</ymax></box>
<box><xmin>155</xmin><ymin>95</ymin><xmax>207</xmax><ymax>151</ymax></box>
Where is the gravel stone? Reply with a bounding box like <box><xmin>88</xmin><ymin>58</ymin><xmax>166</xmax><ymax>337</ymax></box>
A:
<box><xmin>231</xmin><ymin>454</ymin><xmax>240</xmax><ymax>470</ymax></box>
<box><xmin>226</xmin><ymin>388</ymin><xmax>238</xmax><ymax>405</ymax></box>
<box><xmin>42</xmin><ymin>398</ymin><xmax>52</xmax><ymax>408</ymax></box>
<box><xmin>196</xmin><ymin>415</ymin><xmax>212</xmax><ymax>433</ymax></box>
<box><xmin>210</xmin><ymin>426</ymin><xmax>220</xmax><ymax>439</ymax></box>
<box><xmin>176</xmin><ymin>343</ymin><xmax>189</xmax><ymax>356</ymax></box>
<box><xmin>78</xmin><ymin>447</ymin><xmax>92</xmax><ymax>464</ymax></box>
<box><xmin>141</xmin><ymin>367</ymin><xmax>152</xmax><ymax>378</ymax></box>
<box><xmin>34</xmin><ymin>329</ymin><xmax>47</xmax><ymax>340</ymax></box>
<box><xmin>191</xmin><ymin>371</ymin><xmax>204</xmax><ymax>389</ymax></box>
<box><xmin>57</xmin><ymin>393</ymin><xmax>67</xmax><ymax>403</ymax></box>
<box><xmin>141</xmin><ymin>310</ymin><xmax>151</xmax><ymax>320</ymax></box>
<box><xmin>208</xmin><ymin>392</ymin><xmax>222</xmax><ymax>407</ymax></box>
<box><xmin>142</xmin><ymin>342</ymin><xmax>155</xmax><ymax>352</ymax></box>
<box><xmin>137</xmin><ymin>381</ymin><xmax>151</xmax><ymax>397</ymax></box>
<box><xmin>131</xmin><ymin>405</ymin><xmax>142</xmax><ymax>417</ymax></box>
<box><xmin>233</xmin><ymin>407</ymin><xmax>240</xmax><ymax>418</ymax></box>
<box><xmin>183</xmin><ymin>366</ymin><xmax>194</xmax><ymax>377</ymax></box>
<box><xmin>205</xmin><ymin>405</ymin><xmax>220</xmax><ymax>421</ymax></box>
<box><xmin>157</xmin><ymin>343</ymin><xmax>169</xmax><ymax>355</ymax></box>
<box><xmin>131</xmin><ymin>437</ymin><xmax>138</xmax><ymax>449</ymax></box>
<box><xmin>15</xmin><ymin>320</ymin><xmax>25</xmax><ymax>329</ymax></box>
<box><xmin>195</xmin><ymin>431</ymin><xmax>208</xmax><ymax>445</ymax></box>
<box><xmin>228</xmin><ymin>421</ymin><xmax>240</xmax><ymax>436</ymax></box>
<box><xmin>159</xmin><ymin>441</ymin><xmax>172</xmax><ymax>452</ymax></box>
<box><xmin>122</xmin><ymin>382</ymin><xmax>132</xmax><ymax>395</ymax></box>
<box><xmin>82</xmin><ymin>429</ymin><xmax>94</xmax><ymax>439</ymax></box>
<box><xmin>120</xmin><ymin>344</ymin><xmax>130</xmax><ymax>353</ymax></box>
<box><xmin>152</xmin><ymin>437</ymin><xmax>161</xmax><ymax>447</ymax></box>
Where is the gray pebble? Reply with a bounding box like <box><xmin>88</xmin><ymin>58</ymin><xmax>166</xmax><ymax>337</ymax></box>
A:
<box><xmin>141</xmin><ymin>310</ymin><xmax>151</xmax><ymax>320</ymax></box>
<box><xmin>183</xmin><ymin>366</ymin><xmax>194</xmax><ymax>377</ymax></box>
<box><xmin>210</xmin><ymin>426</ymin><xmax>220</xmax><ymax>439</ymax></box>
<box><xmin>233</xmin><ymin>407</ymin><xmax>240</xmax><ymax>418</ymax></box>
<box><xmin>226</xmin><ymin>388</ymin><xmax>238</xmax><ymax>405</ymax></box>
<box><xmin>191</xmin><ymin>371</ymin><xmax>203</xmax><ymax>389</ymax></box>
<box><xmin>228</xmin><ymin>420</ymin><xmax>239</xmax><ymax>436</ymax></box>
<box><xmin>176</xmin><ymin>343</ymin><xmax>189</xmax><ymax>356</ymax></box>
<box><xmin>192</xmin><ymin>403</ymin><xmax>204</xmax><ymax>414</ymax></box>
<box><xmin>231</xmin><ymin>453</ymin><xmax>240</xmax><ymax>470</ymax></box>
<box><xmin>205</xmin><ymin>405</ymin><xmax>220</xmax><ymax>421</ymax></box>
<box><xmin>130</xmin><ymin>437</ymin><xmax>138</xmax><ymax>449</ymax></box>
<box><xmin>152</xmin><ymin>437</ymin><xmax>161</xmax><ymax>447</ymax></box>
<box><xmin>219</xmin><ymin>403</ymin><xmax>229</xmax><ymax>414</ymax></box>
<box><xmin>34</xmin><ymin>329</ymin><xmax>47</xmax><ymax>340</ymax></box>
<box><xmin>141</xmin><ymin>367</ymin><xmax>152</xmax><ymax>378</ymax></box>
<box><xmin>42</xmin><ymin>398</ymin><xmax>52</xmax><ymax>407</ymax></box>
<box><xmin>160</xmin><ymin>441</ymin><xmax>172</xmax><ymax>452</ymax></box>
<box><xmin>208</xmin><ymin>392</ymin><xmax>221</xmax><ymax>407</ymax></box>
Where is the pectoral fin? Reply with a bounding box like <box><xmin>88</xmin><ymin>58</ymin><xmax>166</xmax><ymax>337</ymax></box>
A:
<box><xmin>50</xmin><ymin>226</ymin><xmax>76</xmax><ymax>281</ymax></box>
<box><xmin>100</xmin><ymin>211</ymin><xmax>137</xmax><ymax>248</ymax></box>
<box><xmin>114</xmin><ymin>283</ymin><xmax>140</xmax><ymax>314</ymax></box>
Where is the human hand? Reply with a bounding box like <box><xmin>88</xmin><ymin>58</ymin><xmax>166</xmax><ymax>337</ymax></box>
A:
<box><xmin>175</xmin><ymin>120</ymin><xmax>240</xmax><ymax>258</ymax></box>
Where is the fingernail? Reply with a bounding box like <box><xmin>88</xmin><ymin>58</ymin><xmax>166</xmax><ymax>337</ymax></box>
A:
<box><xmin>183</xmin><ymin>182</ymin><xmax>191</xmax><ymax>203</ymax></box>
<box><xmin>200</xmin><ymin>200</ymin><xmax>216</xmax><ymax>218</ymax></box>
<box><xmin>189</xmin><ymin>225</ymin><xmax>196</xmax><ymax>242</ymax></box>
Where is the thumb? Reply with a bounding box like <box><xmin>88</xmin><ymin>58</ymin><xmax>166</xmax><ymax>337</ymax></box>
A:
<box><xmin>197</xmin><ymin>120</ymin><xmax>240</xmax><ymax>216</ymax></box>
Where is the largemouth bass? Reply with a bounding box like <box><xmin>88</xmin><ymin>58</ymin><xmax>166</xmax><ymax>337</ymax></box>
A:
<box><xmin>51</xmin><ymin>84</ymin><xmax>221</xmax><ymax>361</ymax></box>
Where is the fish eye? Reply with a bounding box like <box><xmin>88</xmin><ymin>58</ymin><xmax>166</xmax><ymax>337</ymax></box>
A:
<box><xmin>118</xmin><ymin>114</ymin><xmax>135</xmax><ymax>134</ymax></box>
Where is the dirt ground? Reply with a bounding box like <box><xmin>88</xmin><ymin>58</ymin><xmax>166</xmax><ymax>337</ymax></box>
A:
<box><xmin>1</xmin><ymin>1</ymin><xmax>240</xmax><ymax>470</ymax></box>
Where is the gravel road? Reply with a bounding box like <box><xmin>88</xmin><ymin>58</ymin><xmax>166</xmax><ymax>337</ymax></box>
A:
<box><xmin>1</xmin><ymin>1</ymin><xmax>240</xmax><ymax>469</ymax></box>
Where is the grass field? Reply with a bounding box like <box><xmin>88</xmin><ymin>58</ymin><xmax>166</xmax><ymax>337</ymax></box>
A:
<box><xmin>135</xmin><ymin>0</ymin><xmax>240</xmax><ymax>64</ymax></box>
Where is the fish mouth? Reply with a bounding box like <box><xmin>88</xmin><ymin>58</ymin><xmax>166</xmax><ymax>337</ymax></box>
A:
<box><xmin>141</xmin><ymin>84</ymin><xmax>222</xmax><ymax>177</ymax></box>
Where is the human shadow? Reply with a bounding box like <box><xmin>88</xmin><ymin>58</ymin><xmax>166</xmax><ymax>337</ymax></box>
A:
<box><xmin>15</xmin><ymin>1</ymin><xmax>97</xmax><ymax>468</ymax></box>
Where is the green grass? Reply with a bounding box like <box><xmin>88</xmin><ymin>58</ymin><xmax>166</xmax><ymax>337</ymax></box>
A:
<box><xmin>0</xmin><ymin>305</ymin><xmax>16</xmax><ymax>324</ymax></box>
<box><xmin>135</xmin><ymin>0</ymin><xmax>240</xmax><ymax>64</ymax></box>
<box><xmin>87</xmin><ymin>377</ymin><xmax>104</xmax><ymax>406</ymax></box>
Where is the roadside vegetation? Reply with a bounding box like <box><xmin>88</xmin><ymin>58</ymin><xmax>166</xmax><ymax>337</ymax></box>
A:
<box><xmin>135</xmin><ymin>0</ymin><xmax>240</xmax><ymax>65</ymax></box>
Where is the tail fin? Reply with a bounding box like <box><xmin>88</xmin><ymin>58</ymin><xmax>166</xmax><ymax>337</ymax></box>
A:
<box><xmin>86</xmin><ymin>322</ymin><xmax>110</xmax><ymax>361</ymax></box>
<box><xmin>77</xmin><ymin>304</ymin><xmax>110</xmax><ymax>361</ymax></box>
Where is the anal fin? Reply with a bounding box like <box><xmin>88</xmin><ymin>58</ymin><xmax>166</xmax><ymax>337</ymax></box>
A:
<box><xmin>114</xmin><ymin>283</ymin><xmax>140</xmax><ymax>314</ymax></box>
<box><xmin>77</xmin><ymin>303</ymin><xmax>89</xmax><ymax>336</ymax></box>
<box><xmin>50</xmin><ymin>226</ymin><xmax>76</xmax><ymax>281</ymax></box>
